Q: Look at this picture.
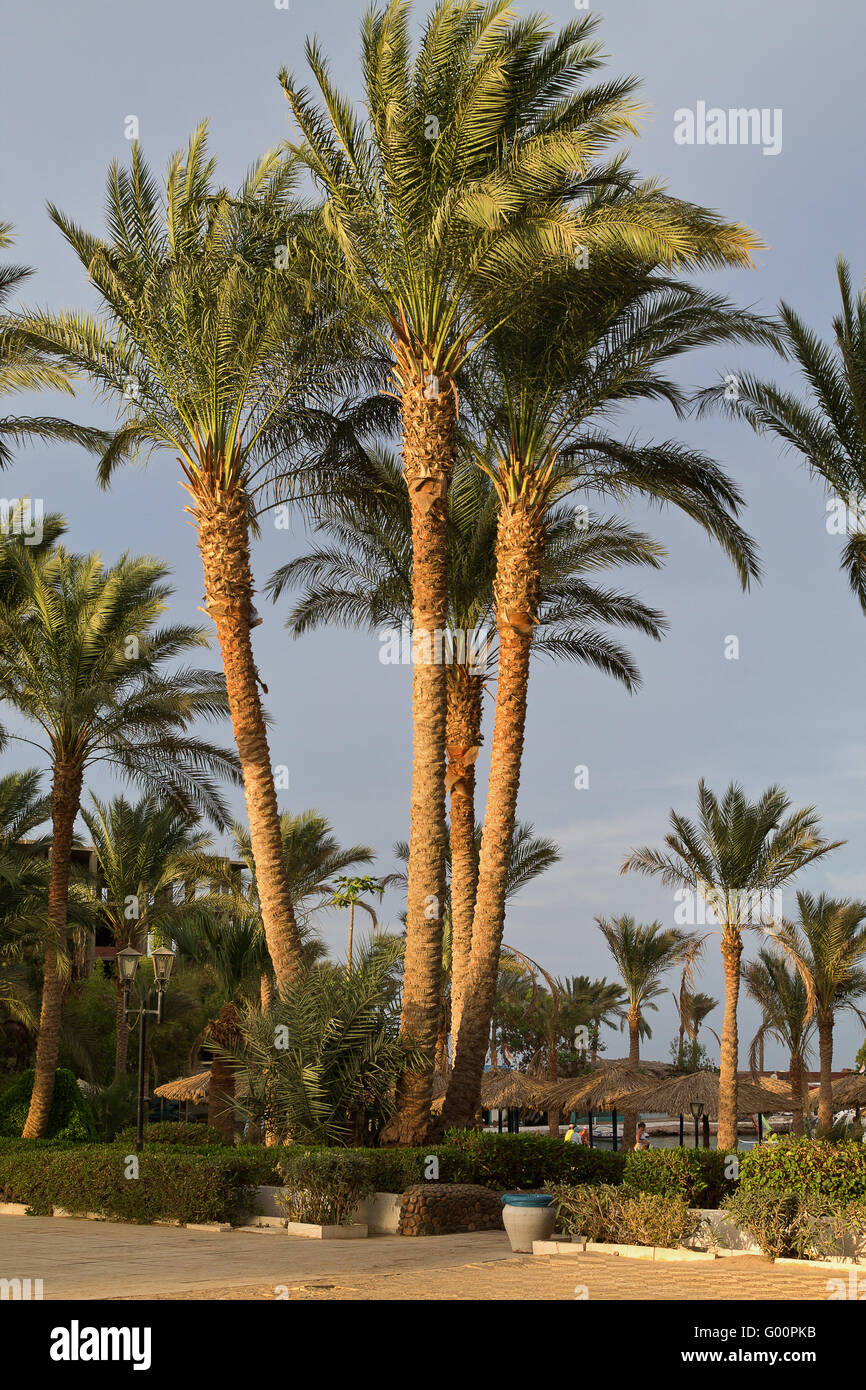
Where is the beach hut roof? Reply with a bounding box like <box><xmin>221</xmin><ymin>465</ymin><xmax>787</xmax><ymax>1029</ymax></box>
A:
<box><xmin>624</xmin><ymin>1070</ymin><xmax>793</xmax><ymax>1119</ymax></box>
<box><xmin>547</xmin><ymin>1064</ymin><xmax>658</xmax><ymax>1112</ymax></box>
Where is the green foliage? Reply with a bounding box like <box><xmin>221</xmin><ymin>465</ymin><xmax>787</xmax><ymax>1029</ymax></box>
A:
<box><xmin>443</xmin><ymin>1128</ymin><xmax>625</xmax><ymax>1189</ymax></box>
<box><xmin>86</xmin><ymin>1076</ymin><xmax>139</xmax><ymax>1143</ymax></box>
<box><xmin>0</xmin><ymin>1142</ymin><xmax>278</xmax><ymax>1223</ymax></box>
<box><xmin>622</xmin><ymin>1147</ymin><xmax>735</xmax><ymax>1208</ymax></box>
<box><xmin>0</xmin><ymin>1069</ymin><xmax>96</xmax><ymax>1141</ymax></box>
<box><xmin>57</xmin><ymin>967</ymin><xmax>117</xmax><ymax>1084</ymax></box>
<box><xmin>738</xmin><ymin>1135</ymin><xmax>866</xmax><ymax>1201</ymax></box>
<box><xmin>547</xmin><ymin>1181</ymin><xmax>699</xmax><ymax>1248</ymax></box>
<box><xmin>276</xmin><ymin>1149</ymin><xmax>377</xmax><ymax>1225</ymax></box>
<box><xmin>114</xmin><ymin>1122</ymin><xmax>223</xmax><ymax>1148</ymax></box>
<box><xmin>722</xmin><ymin>1187</ymin><xmax>866</xmax><ymax>1261</ymax></box>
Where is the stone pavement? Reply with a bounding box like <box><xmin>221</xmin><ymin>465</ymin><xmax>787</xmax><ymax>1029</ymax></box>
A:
<box><xmin>0</xmin><ymin>1216</ymin><xmax>842</xmax><ymax>1301</ymax></box>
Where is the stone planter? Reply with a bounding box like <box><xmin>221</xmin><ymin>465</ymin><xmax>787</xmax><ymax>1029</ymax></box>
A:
<box><xmin>501</xmin><ymin>1193</ymin><xmax>556</xmax><ymax>1253</ymax></box>
<box><xmin>284</xmin><ymin>1221</ymin><xmax>368</xmax><ymax>1239</ymax></box>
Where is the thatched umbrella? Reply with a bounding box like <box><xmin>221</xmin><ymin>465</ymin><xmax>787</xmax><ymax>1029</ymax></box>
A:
<box><xmin>829</xmin><ymin>1072</ymin><xmax>866</xmax><ymax>1107</ymax></box>
<box><xmin>625</xmin><ymin>1071</ymin><xmax>793</xmax><ymax>1136</ymax></box>
<box><xmin>154</xmin><ymin>1070</ymin><xmax>249</xmax><ymax>1106</ymax></box>
<box><xmin>548</xmin><ymin>1064</ymin><xmax>657</xmax><ymax>1113</ymax></box>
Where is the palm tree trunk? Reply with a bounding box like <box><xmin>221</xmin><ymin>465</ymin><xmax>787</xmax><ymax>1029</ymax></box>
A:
<box><xmin>260</xmin><ymin>971</ymin><xmax>275</xmax><ymax>1013</ymax></box>
<box><xmin>384</xmin><ymin>379</ymin><xmax>456</xmax><ymax>1145</ymax></box>
<box><xmin>717</xmin><ymin>929</ymin><xmax>743</xmax><ymax>1150</ymax></box>
<box><xmin>193</xmin><ymin>475</ymin><xmax>305</xmax><ymax>992</ymax></box>
<box><xmin>446</xmin><ymin>668</ymin><xmax>483</xmax><ymax>1043</ymax></box>
<box><xmin>346</xmin><ymin>902</ymin><xmax>355</xmax><ymax>975</ymax></box>
<box><xmin>208</xmin><ymin>1056</ymin><xmax>236</xmax><ymax>1146</ymax></box>
<box><xmin>23</xmin><ymin>761</ymin><xmax>83</xmax><ymax>1137</ymax></box>
<box><xmin>622</xmin><ymin>1008</ymin><xmax>641</xmax><ymax>1150</ymax></box>
<box><xmin>789</xmin><ymin>1050</ymin><xmax>806</xmax><ymax>1137</ymax></box>
<box><xmin>443</xmin><ymin>503</ymin><xmax>542</xmax><ymax>1129</ymax></box>
<box><xmin>546</xmin><ymin>1043</ymin><xmax>560</xmax><ymax>1137</ymax></box>
<box><xmin>816</xmin><ymin>1011</ymin><xmax>834</xmax><ymax>1138</ymax></box>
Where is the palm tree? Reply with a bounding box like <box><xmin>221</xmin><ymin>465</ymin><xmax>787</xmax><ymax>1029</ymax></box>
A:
<box><xmin>595</xmin><ymin>915</ymin><xmax>692</xmax><ymax>1147</ymax></box>
<box><xmin>0</xmin><ymin>221</ymin><xmax>108</xmax><ymax>466</ymax></box>
<box><xmin>743</xmin><ymin>947</ymin><xmax>812</xmax><ymax>1136</ymax></box>
<box><xmin>231</xmin><ymin>812</ymin><xmax>374</xmax><ymax>1007</ymax></box>
<box><xmin>281</xmin><ymin>0</ymin><xmax>760</xmax><ymax>1142</ymax></box>
<box><xmin>0</xmin><ymin>769</ymin><xmax>53</xmax><ymax>1039</ymax></box>
<box><xmin>330</xmin><ymin>875</ymin><xmax>387</xmax><ymax>975</ymax></box>
<box><xmin>443</xmin><ymin>267</ymin><xmax>772</xmax><ymax>1129</ymax></box>
<box><xmin>676</xmin><ymin>990</ymin><xmax>718</xmax><ymax>1071</ymax></box>
<box><xmin>622</xmin><ymin>781</ymin><xmax>841</xmax><ymax>1148</ymax></box>
<box><xmin>15</xmin><ymin>132</ymin><xmax>353</xmax><ymax>992</ymax></box>
<box><xmin>698</xmin><ymin>258</ymin><xmax>866</xmax><ymax>618</ymax></box>
<box><xmin>772</xmin><ymin>892</ymin><xmax>866</xmax><ymax>1137</ymax></box>
<box><xmin>0</xmin><ymin>541</ymin><xmax>239</xmax><ymax>1136</ymax></box>
<box><xmin>270</xmin><ymin>449</ymin><xmax>665</xmax><ymax>1040</ymax></box>
<box><xmin>79</xmin><ymin>793</ymin><xmax>226</xmax><ymax>1078</ymax></box>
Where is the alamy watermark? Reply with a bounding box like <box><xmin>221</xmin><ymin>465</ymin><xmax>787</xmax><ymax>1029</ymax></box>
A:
<box><xmin>0</xmin><ymin>497</ymin><xmax>44</xmax><ymax>546</ymax></box>
<box><xmin>674</xmin><ymin>886</ymin><xmax>784</xmax><ymax>929</ymax></box>
<box><xmin>379</xmin><ymin>623</ymin><xmax>492</xmax><ymax>675</ymax></box>
<box><xmin>674</xmin><ymin>102</ymin><xmax>782</xmax><ymax>157</ymax></box>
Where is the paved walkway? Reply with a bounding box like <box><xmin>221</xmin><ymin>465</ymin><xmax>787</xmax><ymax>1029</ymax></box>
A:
<box><xmin>0</xmin><ymin>1216</ymin><xmax>843</xmax><ymax>1301</ymax></box>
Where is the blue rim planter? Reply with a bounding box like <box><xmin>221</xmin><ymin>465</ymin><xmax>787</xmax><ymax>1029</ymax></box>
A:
<box><xmin>501</xmin><ymin>1193</ymin><xmax>556</xmax><ymax>1250</ymax></box>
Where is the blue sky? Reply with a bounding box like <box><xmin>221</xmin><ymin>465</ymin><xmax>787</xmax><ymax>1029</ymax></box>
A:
<box><xmin>2</xmin><ymin>0</ymin><xmax>865</xmax><ymax>1069</ymax></box>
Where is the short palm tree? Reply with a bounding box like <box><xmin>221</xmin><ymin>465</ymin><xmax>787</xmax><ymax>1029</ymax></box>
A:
<box><xmin>743</xmin><ymin>947</ymin><xmax>812</xmax><ymax>1136</ymax></box>
<box><xmin>282</xmin><ymin>0</ymin><xmax>761</xmax><ymax>1142</ymax></box>
<box><xmin>271</xmin><ymin>449</ymin><xmax>665</xmax><ymax>1039</ymax></box>
<box><xmin>622</xmin><ymin>781</ymin><xmax>841</xmax><ymax>1148</ymax></box>
<box><xmin>79</xmin><ymin>793</ymin><xmax>226</xmax><ymax>1078</ymax></box>
<box><xmin>772</xmin><ymin>892</ymin><xmax>866</xmax><ymax>1137</ymax></box>
<box><xmin>0</xmin><ymin>769</ymin><xmax>53</xmax><ymax>1035</ymax></box>
<box><xmin>16</xmin><ymin>131</ymin><xmax>354</xmax><ymax>992</ymax></box>
<box><xmin>595</xmin><ymin>914</ymin><xmax>693</xmax><ymax>1147</ymax></box>
<box><xmin>0</xmin><ymin>541</ymin><xmax>239</xmax><ymax>1136</ymax></box>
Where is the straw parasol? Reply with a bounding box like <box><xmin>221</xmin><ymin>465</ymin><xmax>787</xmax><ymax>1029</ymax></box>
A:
<box><xmin>547</xmin><ymin>1064</ymin><xmax>659</xmax><ymax>1113</ymax></box>
<box><xmin>430</xmin><ymin>1070</ymin><xmax>558</xmax><ymax>1114</ymax></box>
<box><xmin>154</xmin><ymin>1070</ymin><xmax>248</xmax><ymax>1103</ymax></box>
<box><xmin>623</xmin><ymin>1070</ymin><xmax>793</xmax><ymax>1119</ymax></box>
<box><xmin>829</xmin><ymin>1072</ymin><xmax>866</xmax><ymax>1107</ymax></box>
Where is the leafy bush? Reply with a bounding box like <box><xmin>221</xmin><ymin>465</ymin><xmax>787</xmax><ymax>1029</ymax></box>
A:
<box><xmin>87</xmin><ymin>1076</ymin><xmax>139</xmax><ymax>1143</ymax></box>
<box><xmin>622</xmin><ymin>1147</ymin><xmax>735</xmax><ymax>1208</ymax></box>
<box><xmin>276</xmin><ymin>1150</ymin><xmax>377</xmax><ymax>1225</ymax></box>
<box><xmin>547</xmin><ymin>1181</ymin><xmax>699</xmax><ymax>1248</ymax></box>
<box><xmin>0</xmin><ymin>1141</ymin><xmax>281</xmax><ymax>1223</ymax></box>
<box><xmin>0</xmin><ymin>1069</ymin><xmax>96</xmax><ymax>1141</ymax></box>
<box><xmin>442</xmin><ymin>1130</ymin><xmax>625</xmax><ymax>1189</ymax></box>
<box><xmin>115</xmin><ymin>1122</ymin><xmax>223</xmax><ymax>1148</ymax></box>
<box><xmin>738</xmin><ymin>1136</ymin><xmax>866</xmax><ymax>1201</ymax></box>
<box><xmin>724</xmin><ymin>1187</ymin><xmax>866</xmax><ymax>1261</ymax></box>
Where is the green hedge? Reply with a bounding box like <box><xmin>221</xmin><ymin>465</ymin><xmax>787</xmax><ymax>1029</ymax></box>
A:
<box><xmin>0</xmin><ymin>1142</ymin><xmax>283</xmax><ymax>1224</ymax></box>
<box><xmin>622</xmin><ymin>1148</ymin><xmax>736</xmax><ymax>1208</ymax></box>
<box><xmin>0</xmin><ymin>1069</ymin><xmax>96</xmax><ymax>1142</ymax></box>
<box><xmin>738</xmin><ymin>1136</ymin><xmax>866</xmax><ymax>1201</ymax></box>
<box><xmin>441</xmin><ymin>1130</ymin><xmax>626</xmax><ymax>1189</ymax></box>
<box><xmin>114</xmin><ymin>1122</ymin><xmax>224</xmax><ymax>1148</ymax></box>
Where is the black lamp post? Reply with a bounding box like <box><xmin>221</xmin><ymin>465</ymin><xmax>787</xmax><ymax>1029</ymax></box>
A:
<box><xmin>689</xmin><ymin>1099</ymin><xmax>704</xmax><ymax>1150</ymax></box>
<box><xmin>119</xmin><ymin>945</ymin><xmax>175</xmax><ymax>1153</ymax></box>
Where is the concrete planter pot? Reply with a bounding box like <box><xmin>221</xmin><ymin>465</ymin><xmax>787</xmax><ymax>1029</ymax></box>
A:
<box><xmin>501</xmin><ymin>1194</ymin><xmax>556</xmax><ymax>1253</ymax></box>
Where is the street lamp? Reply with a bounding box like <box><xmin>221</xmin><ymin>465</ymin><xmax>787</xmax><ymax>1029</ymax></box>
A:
<box><xmin>689</xmin><ymin>1100</ymin><xmax>704</xmax><ymax>1151</ymax></box>
<box><xmin>120</xmin><ymin>944</ymin><xmax>176</xmax><ymax>1152</ymax></box>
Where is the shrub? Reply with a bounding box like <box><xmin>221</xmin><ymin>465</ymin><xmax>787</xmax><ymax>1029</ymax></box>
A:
<box><xmin>0</xmin><ymin>1069</ymin><xmax>96</xmax><ymax>1142</ymax></box>
<box><xmin>623</xmin><ymin>1147</ymin><xmax>735</xmax><ymax>1208</ymax></box>
<box><xmin>442</xmin><ymin>1130</ymin><xmax>625</xmax><ymax>1189</ymax></box>
<box><xmin>738</xmin><ymin>1136</ymin><xmax>866</xmax><ymax>1201</ymax></box>
<box><xmin>547</xmin><ymin>1182</ymin><xmax>699</xmax><ymax>1248</ymax></box>
<box><xmin>276</xmin><ymin>1150</ymin><xmax>377</xmax><ymax>1225</ymax></box>
<box><xmin>723</xmin><ymin>1187</ymin><xmax>866</xmax><ymax>1261</ymax></box>
<box><xmin>115</xmin><ymin>1122</ymin><xmax>223</xmax><ymax>1148</ymax></box>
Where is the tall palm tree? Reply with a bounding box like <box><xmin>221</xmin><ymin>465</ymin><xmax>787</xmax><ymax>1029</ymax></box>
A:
<box><xmin>15</xmin><ymin>132</ymin><xmax>354</xmax><ymax>992</ymax></box>
<box><xmin>595</xmin><ymin>914</ymin><xmax>692</xmax><ymax>1147</ymax></box>
<box><xmin>698</xmin><ymin>258</ymin><xmax>866</xmax><ymax>618</ymax></box>
<box><xmin>0</xmin><ymin>221</ymin><xmax>109</xmax><ymax>466</ymax></box>
<box><xmin>231</xmin><ymin>811</ymin><xmax>374</xmax><ymax>1008</ymax></box>
<box><xmin>270</xmin><ymin>450</ymin><xmax>665</xmax><ymax>1039</ymax></box>
<box><xmin>443</xmin><ymin>268</ymin><xmax>772</xmax><ymax>1129</ymax></box>
<box><xmin>79</xmin><ymin>793</ymin><xmax>226</xmax><ymax>1078</ymax></box>
<box><xmin>743</xmin><ymin>947</ymin><xmax>812</xmax><ymax>1136</ymax></box>
<box><xmin>281</xmin><ymin>0</ymin><xmax>760</xmax><ymax>1141</ymax></box>
<box><xmin>0</xmin><ymin>541</ymin><xmax>239</xmax><ymax>1136</ymax></box>
<box><xmin>622</xmin><ymin>781</ymin><xmax>841</xmax><ymax>1148</ymax></box>
<box><xmin>772</xmin><ymin>892</ymin><xmax>866</xmax><ymax>1137</ymax></box>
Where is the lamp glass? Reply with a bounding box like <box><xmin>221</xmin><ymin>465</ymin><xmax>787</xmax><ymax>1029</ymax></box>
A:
<box><xmin>689</xmin><ymin>1100</ymin><xmax>704</xmax><ymax>1120</ymax></box>
<box><xmin>150</xmin><ymin>947</ymin><xmax>175</xmax><ymax>984</ymax></box>
<box><xmin>116</xmin><ymin>946</ymin><xmax>141</xmax><ymax>983</ymax></box>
